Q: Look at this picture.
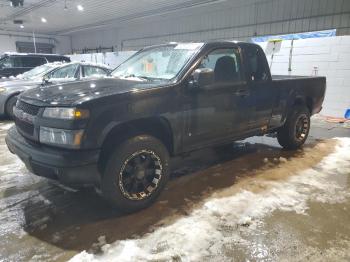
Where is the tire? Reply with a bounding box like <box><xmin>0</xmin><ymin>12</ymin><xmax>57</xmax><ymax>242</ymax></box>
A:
<box><xmin>101</xmin><ymin>135</ymin><xmax>170</xmax><ymax>213</ymax></box>
<box><xmin>277</xmin><ymin>105</ymin><xmax>311</xmax><ymax>150</ymax></box>
<box><xmin>5</xmin><ymin>95</ymin><xmax>17</xmax><ymax>120</ymax></box>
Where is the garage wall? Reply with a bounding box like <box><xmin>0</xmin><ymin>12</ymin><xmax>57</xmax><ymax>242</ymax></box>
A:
<box><xmin>70</xmin><ymin>28</ymin><xmax>119</xmax><ymax>53</ymax></box>
<box><xmin>258</xmin><ymin>36</ymin><xmax>350</xmax><ymax>118</ymax></box>
<box><xmin>0</xmin><ymin>30</ymin><xmax>71</xmax><ymax>55</ymax></box>
<box><xmin>70</xmin><ymin>0</ymin><xmax>350</xmax><ymax>51</ymax></box>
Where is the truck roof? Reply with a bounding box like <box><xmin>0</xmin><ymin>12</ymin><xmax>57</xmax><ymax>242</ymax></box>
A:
<box><xmin>2</xmin><ymin>52</ymin><xmax>68</xmax><ymax>57</ymax></box>
<box><xmin>143</xmin><ymin>41</ymin><xmax>259</xmax><ymax>50</ymax></box>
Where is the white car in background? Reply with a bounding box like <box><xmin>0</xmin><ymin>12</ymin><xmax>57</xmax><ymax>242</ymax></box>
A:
<box><xmin>0</xmin><ymin>61</ymin><xmax>111</xmax><ymax>118</ymax></box>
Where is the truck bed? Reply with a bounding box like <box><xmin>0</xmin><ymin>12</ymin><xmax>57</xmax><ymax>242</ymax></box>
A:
<box><xmin>271</xmin><ymin>75</ymin><xmax>326</xmax><ymax>116</ymax></box>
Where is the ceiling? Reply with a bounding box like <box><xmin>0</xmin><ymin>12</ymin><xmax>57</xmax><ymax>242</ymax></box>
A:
<box><xmin>0</xmin><ymin>0</ymin><xmax>230</xmax><ymax>35</ymax></box>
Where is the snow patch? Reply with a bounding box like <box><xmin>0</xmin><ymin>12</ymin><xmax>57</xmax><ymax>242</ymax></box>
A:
<box><xmin>68</xmin><ymin>138</ymin><xmax>350</xmax><ymax>261</ymax></box>
<box><xmin>0</xmin><ymin>123</ymin><xmax>13</xmax><ymax>131</ymax></box>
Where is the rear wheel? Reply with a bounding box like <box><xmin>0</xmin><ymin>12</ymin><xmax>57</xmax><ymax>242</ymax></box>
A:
<box><xmin>101</xmin><ymin>135</ymin><xmax>170</xmax><ymax>212</ymax></box>
<box><xmin>277</xmin><ymin>105</ymin><xmax>311</xmax><ymax>150</ymax></box>
<box><xmin>5</xmin><ymin>95</ymin><xmax>17</xmax><ymax>120</ymax></box>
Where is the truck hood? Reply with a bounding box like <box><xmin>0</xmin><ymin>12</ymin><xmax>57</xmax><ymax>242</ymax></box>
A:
<box><xmin>19</xmin><ymin>77</ymin><xmax>167</xmax><ymax>106</ymax></box>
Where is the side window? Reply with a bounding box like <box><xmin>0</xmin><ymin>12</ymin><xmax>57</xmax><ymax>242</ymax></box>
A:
<box><xmin>49</xmin><ymin>64</ymin><xmax>79</xmax><ymax>79</ymax></box>
<box><xmin>199</xmin><ymin>48</ymin><xmax>241</xmax><ymax>83</ymax></box>
<box><xmin>245</xmin><ymin>47</ymin><xmax>269</xmax><ymax>82</ymax></box>
<box><xmin>13</xmin><ymin>57</ymin><xmax>23</xmax><ymax>67</ymax></box>
<box><xmin>46</xmin><ymin>56</ymin><xmax>70</xmax><ymax>63</ymax></box>
<box><xmin>21</xmin><ymin>56</ymin><xmax>46</xmax><ymax>67</ymax></box>
<box><xmin>0</xmin><ymin>57</ymin><xmax>14</xmax><ymax>68</ymax></box>
<box><xmin>83</xmin><ymin>66</ymin><xmax>108</xmax><ymax>78</ymax></box>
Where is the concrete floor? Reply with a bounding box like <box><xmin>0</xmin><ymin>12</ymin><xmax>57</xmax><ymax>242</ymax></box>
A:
<box><xmin>0</xmin><ymin>118</ymin><xmax>349</xmax><ymax>262</ymax></box>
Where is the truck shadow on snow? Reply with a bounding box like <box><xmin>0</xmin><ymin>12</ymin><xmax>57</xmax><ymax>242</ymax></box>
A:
<box><xmin>19</xmin><ymin>139</ymin><xmax>309</xmax><ymax>254</ymax></box>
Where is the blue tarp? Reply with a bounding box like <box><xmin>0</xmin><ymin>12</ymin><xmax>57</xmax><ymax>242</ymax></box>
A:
<box><xmin>251</xmin><ymin>29</ymin><xmax>336</xmax><ymax>43</ymax></box>
<box><xmin>345</xmin><ymin>109</ymin><xmax>350</xmax><ymax>119</ymax></box>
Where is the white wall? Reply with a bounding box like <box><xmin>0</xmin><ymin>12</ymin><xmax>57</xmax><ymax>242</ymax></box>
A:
<box><xmin>258</xmin><ymin>36</ymin><xmax>350</xmax><ymax>118</ymax></box>
<box><xmin>0</xmin><ymin>30</ymin><xmax>71</xmax><ymax>54</ymax></box>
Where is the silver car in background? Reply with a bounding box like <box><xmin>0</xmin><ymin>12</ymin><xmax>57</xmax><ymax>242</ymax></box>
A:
<box><xmin>0</xmin><ymin>61</ymin><xmax>111</xmax><ymax>118</ymax></box>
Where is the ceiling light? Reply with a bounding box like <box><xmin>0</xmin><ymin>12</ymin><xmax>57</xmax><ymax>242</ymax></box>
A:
<box><xmin>20</xmin><ymin>24</ymin><xmax>24</xmax><ymax>29</ymax></box>
<box><xmin>77</xmin><ymin>4</ymin><xmax>84</xmax><ymax>11</ymax></box>
<box><xmin>41</xmin><ymin>17</ymin><xmax>47</xmax><ymax>23</ymax></box>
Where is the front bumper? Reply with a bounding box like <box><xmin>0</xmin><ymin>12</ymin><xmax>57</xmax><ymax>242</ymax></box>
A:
<box><xmin>6</xmin><ymin>126</ymin><xmax>101</xmax><ymax>187</ymax></box>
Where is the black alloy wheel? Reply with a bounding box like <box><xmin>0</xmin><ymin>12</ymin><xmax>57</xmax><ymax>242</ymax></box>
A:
<box><xmin>119</xmin><ymin>149</ymin><xmax>163</xmax><ymax>201</ymax></box>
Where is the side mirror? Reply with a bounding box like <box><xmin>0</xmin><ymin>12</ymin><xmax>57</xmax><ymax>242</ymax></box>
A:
<box><xmin>42</xmin><ymin>75</ymin><xmax>50</xmax><ymax>85</ymax></box>
<box><xmin>188</xmin><ymin>68</ymin><xmax>214</xmax><ymax>91</ymax></box>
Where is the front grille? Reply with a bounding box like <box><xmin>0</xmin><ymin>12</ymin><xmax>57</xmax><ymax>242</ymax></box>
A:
<box><xmin>15</xmin><ymin>119</ymin><xmax>34</xmax><ymax>136</ymax></box>
<box><xmin>16</xmin><ymin>100</ymin><xmax>40</xmax><ymax>116</ymax></box>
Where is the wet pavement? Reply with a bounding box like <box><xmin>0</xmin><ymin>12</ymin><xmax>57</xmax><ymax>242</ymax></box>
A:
<box><xmin>0</xmin><ymin>117</ymin><xmax>349</xmax><ymax>261</ymax></box>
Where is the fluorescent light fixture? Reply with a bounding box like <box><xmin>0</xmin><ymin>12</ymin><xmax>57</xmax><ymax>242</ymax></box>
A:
<box><xmin>77</xmin><ymin>4</ymin><xmax>84</xmax><ymax>11</ymax></box>
<box><xmin>41</xmin><ymin>17</ymin><xmax>47</xmax><ymax>23</ymax></box>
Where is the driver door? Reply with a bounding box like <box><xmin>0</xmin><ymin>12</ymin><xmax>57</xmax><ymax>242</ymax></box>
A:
<box><xmin>183</xmin><ymin>47</ymin><xmax>252</xmax><ymax>150</ymax></box>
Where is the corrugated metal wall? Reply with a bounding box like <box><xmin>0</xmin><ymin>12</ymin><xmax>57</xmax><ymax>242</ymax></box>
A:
<box><xmin>117</xmin><ymin>0</ymin><xmax>350</xmax><ymax>50</ymax></box>
<box><xmin>70</xmin><ymin>0</ymin><xmax>350</xmax><ymax>51</ymax></box>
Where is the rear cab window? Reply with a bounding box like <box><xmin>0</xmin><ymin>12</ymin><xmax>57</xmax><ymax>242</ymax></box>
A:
<box><xmin>244</xmin><ymin>45</ymin><xmax>270</xmax><ymax>82</ymax></box>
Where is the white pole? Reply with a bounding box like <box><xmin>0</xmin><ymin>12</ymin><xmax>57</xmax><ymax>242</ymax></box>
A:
<box><xmin>32</xmin><ymin>30</ymin><xmax>37</xmax><ymax>53</ymax></box>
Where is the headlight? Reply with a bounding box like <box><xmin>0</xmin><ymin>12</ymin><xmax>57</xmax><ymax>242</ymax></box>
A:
<box><xmin>42</xmin><ymin>107</ymin><xmax>89</xmax><ymax>120</ymax></box>
<box><xmin>39</xmin><ymin>127</ymin><xmax>84</xmax><ymax>149</ymax></box>
<box><xmin>0</xmin><ymin>87</ymin><xmax>6</xmax><ymax>93</ymax></box>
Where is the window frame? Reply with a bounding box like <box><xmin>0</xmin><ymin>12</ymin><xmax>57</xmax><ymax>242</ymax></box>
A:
<box><xmin>82</xmin><ymin>65</ymin><xmax>109</xmax><ymax>78</ymax></box>
<box><xmin>195</xmin><ymin>46</ymin><xmax>244</xmax><ymax>84</ymax></box>
<box><xmin>243</xmin><ymin>45</ymin><xmax>271</xmax><ymax>83</ymax></box>
<box><xmin>46</xmin><ymin>63</ymin><xmax>80</xmax><ymax>80</ymax></box>
<box><xmin>0</xmin><ymin>56</ymin><xmax>14</xmax><ymax>69</ymax></box>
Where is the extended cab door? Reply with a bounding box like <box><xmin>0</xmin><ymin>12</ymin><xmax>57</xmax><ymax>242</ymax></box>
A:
<box><xmin>242</xmin><ymin>45</ymin><xmax>275</xmax><ymax>131</ymax></box>
<box><xmin>183</xmin><ymin>46</ymin><xmax>253</xmax><ymax>150</ymax></box>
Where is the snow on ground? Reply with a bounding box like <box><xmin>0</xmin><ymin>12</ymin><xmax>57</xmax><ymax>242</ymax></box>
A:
<box><xmin>0</xmin><ymin>123</ymin><xmax>13</xmax><ymax>131</ymax></box>
<box><xmin>70</xmin><ymin>138</ymin><xmax>350</xmax><ymax>262</ymax></box>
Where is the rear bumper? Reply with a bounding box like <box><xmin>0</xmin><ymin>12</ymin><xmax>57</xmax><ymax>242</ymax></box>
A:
<box><xmin>6</xmin><ymin>126</ymin><xmax>101</xmax><ymax>187</ymax></box>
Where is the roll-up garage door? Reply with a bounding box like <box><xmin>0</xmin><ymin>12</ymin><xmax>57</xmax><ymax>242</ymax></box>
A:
<box><xmin>16</xmin><ymin>41</ymin><xmax>55</xmax><ymax>54</ymax></box>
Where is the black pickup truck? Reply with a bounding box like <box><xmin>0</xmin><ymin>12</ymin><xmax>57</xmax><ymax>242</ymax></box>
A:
<box><xmin>6</xmin><ymin>42</ymin><xmax>326</xmax><ymax>212</ymax></box>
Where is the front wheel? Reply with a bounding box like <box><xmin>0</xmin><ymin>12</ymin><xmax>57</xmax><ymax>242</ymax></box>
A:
<box><xmin>277</xmin><ymin>106</ymin><xmax>311</xmax><ymax>150</ymax></box>
<box><xmin>101</xmin><ymin>135</ymin><xmax>170</xmax><ymax>213</ymax></box>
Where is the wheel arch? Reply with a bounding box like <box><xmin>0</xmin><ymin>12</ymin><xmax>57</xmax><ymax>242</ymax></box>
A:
<box><xmin>97</xmin><ymin>117</ymin><xmax>174</xmax><ymax>174</ymax></box>
<box><xmin>4</xmin><ymin>92</ymin><xmax>20</xmax><ymax>116</ymax></box>
<box><xmin>293</xmin><ymin>96</ymin><xmax>313</xmax><ymax>114</ymax></box>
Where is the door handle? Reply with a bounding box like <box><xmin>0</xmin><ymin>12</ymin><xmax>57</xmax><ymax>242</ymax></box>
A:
<box><xmin>235</xmin><ymin>89</ymin><xmax>250</xmax><ymax>97</ymax></box>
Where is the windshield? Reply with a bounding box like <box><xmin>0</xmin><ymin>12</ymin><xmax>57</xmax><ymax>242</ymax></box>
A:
<box><xmin>111</xmin><ymin>43</ymin><xmax>204</xmax><ymax>80</ymax></box>
<box><xmin>18</xmin><ymin>64</ymin><xmax>56</xmax><ymax>80</ymax></box>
